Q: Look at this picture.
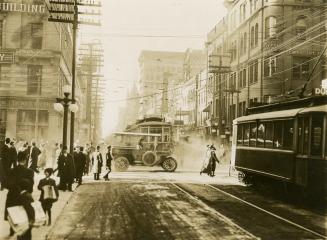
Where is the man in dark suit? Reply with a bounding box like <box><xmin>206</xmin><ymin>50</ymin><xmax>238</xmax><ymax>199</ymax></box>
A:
<box><xmin>4</xmin><ymin>151</ymin><xmax>34</xmax><ymax>236</ymax></box>
<box><xmin>28</xmin><ymin>141</ymin><xmax>41</xmax><ymax>173</ymax></box>
<box><xmin>9</xmin><ymin>141</ymin><xmax>17</xmax><ymax>168</ymax></box>
<box><xmin>0</xmin><ymin>138</ymin><xmax>12</xmax><ymax>189</ymax></box>
<box><xmin>57</xmin><ymin>146</ymin><xmax>75</xmax><ymax>191</ymax></box>
<box><xmin>74</xmin><ymin>146</ymin><xmax>86</xmax><ymax>185</ymax></box>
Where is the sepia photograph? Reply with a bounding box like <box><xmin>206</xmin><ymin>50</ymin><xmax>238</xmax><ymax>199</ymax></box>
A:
<box><xmin>0</xmin><ymin>0</ymin><xmax>326</xmax><ymax>239</ymax></box>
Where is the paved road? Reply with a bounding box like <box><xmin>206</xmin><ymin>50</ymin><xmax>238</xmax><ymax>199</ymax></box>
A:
<box><xmin>47</xmin><ymin>181</ymin><xmax>255</xmax><ymax>240</ymax></box>
<box><xmin>45</xmin><ymin>168</ymin><xmax>326</xmax><ymax>240</ymax></box>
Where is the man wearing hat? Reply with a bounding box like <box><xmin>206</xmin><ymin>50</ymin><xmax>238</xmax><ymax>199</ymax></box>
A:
<box><xmin>57</xmin><ymin>146</ymin><xmax>75</xmax><ymax>191</ymax></box>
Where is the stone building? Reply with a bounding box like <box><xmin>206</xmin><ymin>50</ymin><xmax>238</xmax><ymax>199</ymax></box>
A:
<box><xmin>0</xmin><ymin>0</ymin><xmax>79</xmax><ymax>143</ymax></box>
<box><xmin>207</xmin><ymin>0</ymin><xmax>326</xmax><ymax>141</ymax></box>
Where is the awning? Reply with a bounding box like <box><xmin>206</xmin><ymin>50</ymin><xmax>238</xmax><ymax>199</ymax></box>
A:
<box><xmin>299</xmin><ymin>105</ymin><xmax>327</xmax><ymax>114</ymax></box>
<box><xmin>234</xmin><ymin>108</ymin><xmax>304</xmax><ymax>124</ymax></box>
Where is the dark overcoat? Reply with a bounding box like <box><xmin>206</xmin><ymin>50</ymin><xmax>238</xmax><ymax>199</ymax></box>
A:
<box><xmin>74</xmin><ymin>152</ymin><xmax>86</xmax><ymax>178</ymax></box>
<box><xmin>57</xmin><ymin>154</ymin><xmax>75</xmax><ymax>183</ymax></box>
<box><xmin>4</xmin><ymin>165</ymin><xmax>34</xmax><ymax>220</ymax></box>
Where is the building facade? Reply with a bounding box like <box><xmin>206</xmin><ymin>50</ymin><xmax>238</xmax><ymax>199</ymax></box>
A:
<box><xmin>0</xmin><ymin>0</ymin><xmax>77</xmax><ymax>143</ymax></box>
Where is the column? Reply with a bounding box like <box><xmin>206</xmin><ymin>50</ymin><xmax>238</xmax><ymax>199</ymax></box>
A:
<box><xmin>6</xmin><ymin>109</ymin><xmax>17</xmax><ymax>139</ymax></box>
<box><xmin>48</xmin><ymin>111</ymin><xmax>61</xmax><ymax>143</ymax></box>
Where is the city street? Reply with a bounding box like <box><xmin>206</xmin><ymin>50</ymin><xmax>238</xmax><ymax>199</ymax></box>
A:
<box><xmin>42</xmin><ymin>166</ymin><xmax>326</xmax><ymax>240</ymax></box>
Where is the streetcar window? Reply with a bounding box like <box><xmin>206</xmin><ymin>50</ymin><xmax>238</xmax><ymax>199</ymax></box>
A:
<box><xmin>283</xmin><ymin>120</ymin><xmax>293</xmax><ymax>150</ymax></box>
<box><xmin>311</xmin><ymin>114</ymin><xmax>324</xmax><ymax>156</ymax></box>
<box><xmin>298</xmin><ymin>118</ymin><xmax>303</xmax><ymax>154</ymax></box>
<box><xmin>250</xmin><ymin>123</ymin><xmax>257</xmax><ymax>147</ymax></box>
<box><xmin>149</xmin><ymin>127</ymin><xmax>162</xmax><ymax>142</ymax></box>
<box><xmin>274</xmin><ymin>121</ymin><xmax>283</xmax><ymax>149</ymax></box>
<box><xmin>237</xmin><ymin>124</ymin><xmax>243</xmax><ymax>145</ymax></box>
<box><xmin>265</xmin><ymin>122</ymin><xmax>274</xmax><ymax>148</ymax></box>
<box><xmin>163</xmin><ymin>127</ymin><xmax>170</xmax><ymax>142</ymax></box>
<box><xmin>243</xmin><ymin>124</ymin><xmax>250</xmax><ymax>146</ymax></box>
<box><xmin>257</xmin><ymin>123</ymin><xmax>265</xmax><ymax>147</ymax></box>
<box><xmin>303</xmin><ymin>117</ymin><xmax>309</xmax><ymax>155</ymax></box>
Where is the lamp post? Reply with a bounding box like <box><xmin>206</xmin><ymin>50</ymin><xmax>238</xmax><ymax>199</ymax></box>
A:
<box><xmin>54</xmin><ymin>85</ymin><xmax>79</xmax><ymax>148</ymax></box>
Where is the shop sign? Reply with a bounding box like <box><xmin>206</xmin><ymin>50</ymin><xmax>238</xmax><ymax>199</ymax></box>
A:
<box><xmin>313</xmin><ymin>88</ymin><xmax>327</xmax><ymax>96</ymax></box>
<box><xmin>0</xmin><ymin>52</ymin><xmax>14</xmax><ymax>63</ymax></box>
<box><xmin>0</xmin><ymin>2</ymin><xmax>46</xmax><ymax>14</ymax></box>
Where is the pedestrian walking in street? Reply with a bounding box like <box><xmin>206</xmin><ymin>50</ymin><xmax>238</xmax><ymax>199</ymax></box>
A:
<box><xmin>0</xmin><ymin>138</ymin><xmax>12</xmax><ymax>189</ymax></box>
<box><xmin>9</xmin><ymin>141</ymin><xmax>18</xmax><ymax>168</ymax></box>
<box><xmin>28</xmin><ymin>142</ymin><xmax>41</xmax><ymax>173</ymax></box>
<box><xmin>91</xmin><ymin>145</ymin><xmax>103</xmax><ymax>180</ymax></box>
<box><xmin>208</xmin><ymin>145</ymin><xmax>220</xmax><ymax>177</ymax></box>
<box><xmin>37</xmin><ymin>168</ymin><xmax>59</xmax><ymax>225</ymax></box>
<box><xmin>57</xmin><ymin>146</ymin><xmax>75</xmax><ymax>191</ymax></box>
<box><xmin>84</xmin><ymin>143</ymin><xmax>91</xmax><ymax>175</ymax></box>
<box><xmin>4</xmin><ymin>151</ymin><xmax>34</xmax><ymax>237</ymax></box>
<box><xmin>74</xmin><ymin>146</ymin><xmax>86</xmax><ymax>185</ymax></box>
<box><xmin>103</xmin><ymin>146</ymin><xmax>113</xmax><ymax>181</ymax></box>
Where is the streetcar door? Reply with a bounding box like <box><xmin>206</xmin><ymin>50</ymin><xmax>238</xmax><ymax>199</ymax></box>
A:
<box><xmin>230</xmin><ymin>122</ymin><xmax>237</xmax><ymax>167</ymax></box>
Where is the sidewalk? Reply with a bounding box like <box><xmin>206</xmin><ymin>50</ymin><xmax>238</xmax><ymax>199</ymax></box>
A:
<box><xmin>0</xmin><ymin>173</ymin><xmax>77</xmax><ymax>240</ymax></box>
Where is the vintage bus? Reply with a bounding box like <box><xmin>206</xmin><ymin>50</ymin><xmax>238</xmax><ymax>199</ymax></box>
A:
<box><xmin>231</xmin><ymin>95</ymin><xmax>327</xmax><ymax>196</ymax></box>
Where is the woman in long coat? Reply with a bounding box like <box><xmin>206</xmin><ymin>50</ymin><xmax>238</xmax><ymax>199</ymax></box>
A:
<box><xmin>91</xmin><ymin>146</ymin><xmax>103</xmax><ymax>180</ymax></box>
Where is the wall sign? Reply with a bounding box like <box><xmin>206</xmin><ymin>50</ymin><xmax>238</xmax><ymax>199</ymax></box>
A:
<box><xmin>0</xmin><ymin>52</ymin><xmax>14</xmax><ymax>63</ymax></box>
<box><xmin>0</xmin><ymin>2</ymin><xmax>46</xmax><ymax>14</ymax></box>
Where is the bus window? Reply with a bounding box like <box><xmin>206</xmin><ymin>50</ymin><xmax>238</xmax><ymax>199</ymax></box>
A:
<box><xmin>274</xmin><ymin>121</ymin><xmax>283</xmax><ymax>149</ymax></box>
<box><xmin>303</xmin><ymin>117</ymin><xmax>309</xmax><ymax>155</ymax></box>
<box><xmin>244</xmin><ymin>124</ymin><xmax>250</xmax><ymax>146</ymax></box>
<box><xmin>250</xmin><ymin>123</ymin><xmax>257</xmax><ymax>147</ymax></box>
<box><xmin>283</xmin><ymin>120</ymin><xmax>293</xmax><ymax>150</ymax></box>
<box><xmin>311</xmin><ymin>114</ymin><xmax>324</xmax><ymax>156</ymax></box>
<box><xmin>265</xmin><ymin>122</ymin><xmax>273</xmax><ymax>148</ymax></box>
<box><xmin>237</xmin><ymin>124</ymin><xmax>243</xmax><ymax>146</ymax></box>
<box><xmin>298</xmin><ymin>118</ymin><xmax>303</xmax><ymax>154</ymax></box>
<box><xmin>257</xmin><ymin>123</ymin><xmax>265</xmax><ymax>147</ymax></box>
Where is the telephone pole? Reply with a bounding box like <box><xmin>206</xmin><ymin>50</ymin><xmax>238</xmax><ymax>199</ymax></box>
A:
<box><xmin>46</xmin><ymin>0</ymin><xmax>101</xmax><ymax>154</ymax></box>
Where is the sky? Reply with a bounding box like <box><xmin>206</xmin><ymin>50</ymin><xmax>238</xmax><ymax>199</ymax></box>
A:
<box><xmin>80</xmin><ymin>0</ymin><xmax>227</xmax><ymax>138</ymax></box>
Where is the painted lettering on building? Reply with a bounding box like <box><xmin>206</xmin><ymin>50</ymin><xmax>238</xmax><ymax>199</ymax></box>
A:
<box><xmin>0</xmin><ymin>52</ymin><xmax>14</xmax><ymax>63</ymax></box>
<box><xmin>314</xmin><ymin>88</ymin><xmax>327</xmax><ymax>96</ymax></box>
<box><xmin>0</xmin><ymin>3</ymin><xmax>46</xmax><ymax>14</ymax></box>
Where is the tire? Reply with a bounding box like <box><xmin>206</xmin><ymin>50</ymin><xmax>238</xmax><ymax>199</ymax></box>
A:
<box><xmin>114</xmin><ymin>156</ymin><xmax>129</xmax><ymax>172</ymax></box>
<box><xmin>162</xmin><ymin>157</ymin><xmax>177</xmax><ymax>172</ymax></box>
<box><xmin>142</xmin><ymin>151</ymin><xmax>157</xmax><ymax>166</ymax></box>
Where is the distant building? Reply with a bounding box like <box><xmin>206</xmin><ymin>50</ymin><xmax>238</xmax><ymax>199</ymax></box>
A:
<box><xmin>0</xmin><ymin>0</ymin><xmax>78</xmax><ymax>143</ymax></box>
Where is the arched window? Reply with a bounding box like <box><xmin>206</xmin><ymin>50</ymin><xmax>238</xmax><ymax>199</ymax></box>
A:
<box><xmin>255</xmin><ymin>23</ymin><xmax>259</xmax><ymax>46</ymax></box>
<box><xmin>265</xmin><ymin>16</ymin><xmax>277</xmax><ymax>38</ymax></box>
<box><xmin>296</xmin><ymin>16</ymin><xmax>307</xmax><ymax>39</ymax></box>
<box><xmin>251</xmin><ymin>26</ymin><xmax>255</xmax><ymax>48</ymax></box>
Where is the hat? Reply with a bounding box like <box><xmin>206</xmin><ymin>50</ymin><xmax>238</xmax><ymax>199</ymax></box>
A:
<box><xmin>44</xmin><ymin>168</ymin><xmax>54</xmax><ymax>175</ymax></box>
<box><xmin>209</xmin><ymin>144</ymin><xmax>216</xmax><ymax>150</ymax></box>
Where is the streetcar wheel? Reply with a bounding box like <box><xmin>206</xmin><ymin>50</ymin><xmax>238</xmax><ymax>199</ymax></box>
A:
<box><xmin>114</xmin><ymin>156</ymin><xmax>129</xmax><ymax>172</ymax></box>
<box><xmin>162</xmin><ymin>157</ymin><xmax>177</xmax><ymax>172</ymax></box>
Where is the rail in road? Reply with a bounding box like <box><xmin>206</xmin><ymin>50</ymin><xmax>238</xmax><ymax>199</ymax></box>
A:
<box><xmin>46</xmin><ymin>172</ymin><xmax>326</xmax><ymax>240</ymax></box>
<box><xmin>173</xmin><ymin>182</ymin><xmax>327</xmax><ymax>240</ymax></box>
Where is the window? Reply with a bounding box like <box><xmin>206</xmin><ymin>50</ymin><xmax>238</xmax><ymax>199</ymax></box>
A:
<box><xmin>283</xmin><ymin>120</ymin><xmax>293</xmax><ymax>150</ymax></box>
<box><xmin>17</xmin><ymin>110</ymin><xmax>36</xmax><ymax>123</ymax></box>
<box><xmin>265</xmin><ymin>122</ymin><xmax>274</xmax><ymax>148</ymax></box>
<box><xmin>230</xmin><ymin>72</ymin><xmax>237</xmax><ymax>89</ymax></box>
<box><xmin>255</xmin><ymin>23</ymin><xmax>259</xmax><ymax>46</ymax></box>
<box><xmin>264</xmin><ymin>57</ymin><xmax>277</xmax><ymax>77</ymax></box>
<box><xmin>243</xmin><ymin>32</ymin><xmax>247</xmax><ymax>53</ymax></box>
<box><xmin>244</xmin><ymin>124</ymin><xmax>250</xmax><ymax>146</ymax></box>
<box><xmin>311</xmin><ymin>114</ymin><xmax>324</xmax><ymax>156</ymax></box>
<box><xmin>249</xmin><ymin>98</ymin><xmax>258</xmax><ymax>107</ymax></box>
<box><xmin>238</xmin><ymin>101</ymin><xmax>246</xmax><ymax>117</ymax></box>
<box><xmin>38</xmin><ymin>110</ymin><xmax>49</xmax><ymax>124</ymax></box>
<box><xmin>295</xmin><ymin>16</ymin><xmax>307</xmax><ymax>40</ymax></box>
<box><xmin>265</xmin><ymin>16</ymin><xmax>277</xmax><ymax>38</ymax></box>
<box><xmin>274</xmin><ymin>121</ymin><xmax>283</xmax><ymax>149</ymax></box>
<box><xmin>239</xmin><ymin>69</ymin><xmax>247</xmax><ymax>88</ymax></box>
<box><xmin>237</xmin><ymin>124</ymin><xmax>243</xmax><ymax>145</ymax></box>
<box><xmin>251</xmin><ymin>26</ymin><xmax>255</xmax><ymax>48</ymax></box>
<box><xmin>31</xmin><ymin>23</ymin><xmax>43</xmax><ymax>49</ymax></box>
<box><xmin>249</xmin><ymin>60</ymin><xmax>258</xmax><ymax>84</ymax></box>
<box><xmin>0</xmin><ymin>109</ymin><xmax>6</xmax><ymax>139</ymax></box>
<box><xmin>257</xmin><ymin>123</ymin><xmax>265</xmax><ymax>147</ymax></box>
<box><xmin>250</xmin><ymin>123</ymin><xmax>257</xmax><ymax>147</ymax></box>
<box><xmin>27</xmin><ymin>65</ymin><xmax>42</xmax><ymax>95</ymax></box>
<box><xmin>242</xmin><ymin>69</ymin><xmax>247</xmax><ymax>87</ymax></box>
<box><xmin>293</xmin><ymin>57</ymin><xmax>309</xmax><ymax>81</ymax></box>
<box><xmin>298</xmin><ymin>117</ymin><xmax>303</xmax><ymax>153</ymax></box>
<box><xmin>0</xmin><ymin>20</ymin><xmax>3</xmax><ymax>48</ymax></box>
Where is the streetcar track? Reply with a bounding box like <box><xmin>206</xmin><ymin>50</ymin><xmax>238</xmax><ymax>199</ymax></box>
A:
<box><xmin>170</xmin><ymin>182</ymin><xmax>259</xmax><ymax>240</ymax></box>
<box><xmin>206</xmin><ymin>184</ymin><xmax>327</xmax><ymax>240</ymax></box>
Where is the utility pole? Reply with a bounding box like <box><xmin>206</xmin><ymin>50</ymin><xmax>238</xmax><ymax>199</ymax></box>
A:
<box><xmin>47</xmin><ymin>0</ymin><xmax>101</xmax><ymax>154</ymax></box>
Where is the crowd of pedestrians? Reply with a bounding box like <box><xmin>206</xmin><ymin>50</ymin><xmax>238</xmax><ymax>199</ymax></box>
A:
<box><xmin>0</xmin><ymin>137</ymin><xmax>114</xmax><ymax>240</ymax></box>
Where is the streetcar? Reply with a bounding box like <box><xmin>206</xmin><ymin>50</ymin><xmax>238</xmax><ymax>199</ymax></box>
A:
<box><xmin>231</xmin><ymin>94</ymin><xmax>327</xmax><ymax>196</ymax></box>
<box><xmin>111</xmin><ymin>116</ymin><xmax>178</xmax><ymax>172</ymax></box>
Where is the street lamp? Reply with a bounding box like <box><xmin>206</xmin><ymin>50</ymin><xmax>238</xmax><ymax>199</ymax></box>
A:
<box><xmin>54</xmin><ymin>84</ymin><xmax>79</xmax><ymax>148</ymax></box>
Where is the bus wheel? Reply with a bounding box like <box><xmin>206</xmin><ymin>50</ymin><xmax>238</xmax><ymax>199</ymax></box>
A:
<box><xmin>114</xmin><ymin>156</ymin><xmax>129</xmax><ymax>172</ymax></box>
<box><xmin>162</xmin><ymin>157</ymin><xmax>177</xmax><ymax>172</ymax></box>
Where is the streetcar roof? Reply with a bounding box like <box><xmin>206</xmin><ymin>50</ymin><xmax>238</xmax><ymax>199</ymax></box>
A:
<box><xmin>299</xmin><ymin>105</ymin><xmax>327</xmax><ymax>114</ymax></box>
<box><xmin>137</xmin><ymin>121</ymin><xmax>171</xmax><ymax>126</ymax></box>
<box><xmin>234</xmin><ymin>108</ymin><xmax>304</xmax><ymax>123</ymax></box>
<box><xmin>113</xmin><ymin>132</ymin><xmax>161</xmax><ymax>137</ymax></box>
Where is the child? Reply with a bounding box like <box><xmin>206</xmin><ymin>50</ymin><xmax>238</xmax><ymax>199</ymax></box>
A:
<box><xmin>37</xmin><ymin>168</ymin><xmax>59</xmax><ymax>225</ymax></box>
